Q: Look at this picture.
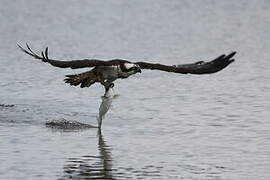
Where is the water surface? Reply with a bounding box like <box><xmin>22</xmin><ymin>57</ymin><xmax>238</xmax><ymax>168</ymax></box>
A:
<box><xmin>1</xmin><ymin>1</ymin><xmax>270</xmax><ymax>179</ymax></box>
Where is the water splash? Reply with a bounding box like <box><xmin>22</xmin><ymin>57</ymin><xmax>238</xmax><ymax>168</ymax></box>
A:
<box><xmin>45</xmin><ymin>118</ymin><xmax>96</xmax><ymax>131</ymax></box>
<box><xmin>0</xmin><ymin>104</ymin><xmax>15</xmax><ymax>108</ymax></box>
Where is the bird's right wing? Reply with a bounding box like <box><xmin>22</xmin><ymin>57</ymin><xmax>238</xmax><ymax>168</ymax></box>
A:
<box><xmin>136</xmin><ymin>52</ymin><xmax>236</xmax><ymax>75</ymax></box>
<box><xmin>18</xmin><ymin>43</ymin><xmax>130</xmax><ymax>69</ymax></box>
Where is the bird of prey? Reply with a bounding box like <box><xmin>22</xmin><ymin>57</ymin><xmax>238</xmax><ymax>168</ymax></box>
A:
<box><xmin>18</xmin><ymin>44</ymin><xmax>236</xmax><ymax>90</ymax></box>
<box><xmin>18</xmin><ymin>43</ymin><xmax>236</xmax><ymax>127</ymax></box>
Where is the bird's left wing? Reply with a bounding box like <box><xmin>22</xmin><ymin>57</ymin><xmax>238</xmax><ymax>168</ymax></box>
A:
<box><xmin>136</xmin><ymin>52</ymin><xmax>236</xmax><ymax>74</ymax></box>
<box><xmin>18</xmin><ymin>43</ymin><xmax>130</xmax><ymax>69</ymax></box>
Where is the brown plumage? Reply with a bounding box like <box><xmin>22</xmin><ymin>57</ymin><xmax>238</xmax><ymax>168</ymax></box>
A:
<box><xmin>18</xmin><ymin>43</ymin><xmax>236</xmax><ymax>75</ymax></box>
<box><xmin>64</xmin><ymin>69</ymin><xmax>98</xmax><ymax>88</ymax></box>
<box><xmin>18</xmin><ymin>43</ymin><xmax>236</xmax><ymax>90</ymax></box>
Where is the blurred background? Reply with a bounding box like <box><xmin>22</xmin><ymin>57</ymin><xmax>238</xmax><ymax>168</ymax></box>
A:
<box><xmin>0</xmin><ymin>0</ymin><xmax>269</xmax><ymax>179</ymax></box>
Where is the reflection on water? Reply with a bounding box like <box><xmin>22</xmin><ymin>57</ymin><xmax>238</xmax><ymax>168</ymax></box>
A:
<box><xmin>58</xmin><ymin>129</ymin><xmax>163</xmax><ymax>180</ymax></box>
<box><xmin>60</xmin><ymin>130</ymin><xmax>116</xmax><ymax>180</ymax></box>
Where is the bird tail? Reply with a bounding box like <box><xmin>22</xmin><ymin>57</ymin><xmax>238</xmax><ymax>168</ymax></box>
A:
<box><xmin>64</xmin><ymin>70</ymin><xmax>98</xmax><ymax>88</ymax></box>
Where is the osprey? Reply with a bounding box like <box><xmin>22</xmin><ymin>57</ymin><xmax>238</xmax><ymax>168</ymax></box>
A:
<box><xmin>18</xmin><ymin>44</ymin><xmax>236</xmax><ymax>127</ymax></box>
<box><xmin>18</xmin><ymin>44</ymin><xmax>236</xmax><ymax>90</ymax></box>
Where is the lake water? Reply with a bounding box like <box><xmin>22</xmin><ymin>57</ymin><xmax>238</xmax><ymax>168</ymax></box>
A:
<box><xmin>0</xmin><ymin>0</ymin><xmax>270</xmax><ymax>179</ymax></box>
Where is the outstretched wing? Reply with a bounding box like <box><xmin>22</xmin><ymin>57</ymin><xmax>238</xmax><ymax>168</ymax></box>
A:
<box><xmin>136</xmin><ymin>52</ymin><xmax>236</xmax><ymax>74</ymax></box>
<box><xmin>18</xmin><ymin>43</ymin><xmax>130</xmax><ymax>69</ymax></box>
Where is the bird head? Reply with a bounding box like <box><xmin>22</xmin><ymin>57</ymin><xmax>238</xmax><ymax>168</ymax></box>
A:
<box><xmin>123</xmin><ymin>63</ymin><xmax>142</xmax><ymax>74</ymax></box>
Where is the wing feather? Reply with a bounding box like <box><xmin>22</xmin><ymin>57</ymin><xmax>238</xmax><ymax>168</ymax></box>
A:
<box><xmin>18</xmin><ymin>43</ymin><xmax>236</xmax><ymax>74</ymax></box>
<box><xmin>18</xmin><ymin>43</ymin><xmax>130</xmax><ymax>69</ymax></box>
<box><xmin>136</xmin><ymin>52</ymin><xmax>236</xmax><ymax>74</ymax></box>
